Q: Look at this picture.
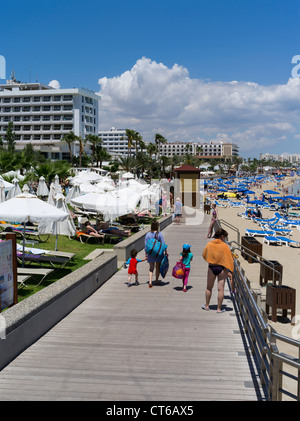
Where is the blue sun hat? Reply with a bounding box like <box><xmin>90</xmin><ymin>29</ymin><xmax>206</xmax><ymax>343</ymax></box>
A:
<box><xmin>183</xmin><ymin>243</ymin><xmax>191</xmax><ymax>250</ymax></box>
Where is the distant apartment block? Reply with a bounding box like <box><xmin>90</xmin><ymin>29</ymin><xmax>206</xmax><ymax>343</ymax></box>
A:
<box><xmin>99</xmin><ymin>127</ymin><xmax>143</xmax><ymax>157</ymax></box>
<box><xmin>0</xmin><ymin>75</ymin><xmax>100</xmax><ymax>160</ymax></box>
<box><xmin>99</xmin><ymin>132</ymin><xmax>239</xmax><ymax>159</ymax></box>
<box><xmin>260</xmin><ymin>152</ymin><xmax>300</xmax><ymax>164</ymax></box>
<box><xmin>159</xmin><ymin>141</ymin><xmax>239</xmax><ymax>158</ymax></box>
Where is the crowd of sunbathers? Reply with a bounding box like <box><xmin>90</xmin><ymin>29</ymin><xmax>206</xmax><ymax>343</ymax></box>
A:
<box><xmin>246</xmin><ymin>208</ymin><xmax>262</xmax><ymax>218</ymax></box>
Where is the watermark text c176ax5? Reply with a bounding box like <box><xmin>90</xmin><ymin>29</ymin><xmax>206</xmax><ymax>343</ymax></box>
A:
<box><xmin>0</xmin><ymin>55</ymin><xmax>6</xmax><ymax>80</ymax></box>
<box><xmin>291</xmin><ymin>55</ymin><xmax>300</xmax><ymax>79</ymax></box>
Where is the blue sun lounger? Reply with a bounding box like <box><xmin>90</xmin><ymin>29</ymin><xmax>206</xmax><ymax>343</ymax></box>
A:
<box><xmin>274</xmin><ymin>236</ymin><xmax>300</xmax><ymax>247</ymax></box>
<box><xmin>274</xmin><ymin>228</ymin><xmax>292</xmax><ymax>235</ymax></box>
<box><xmin>245</xmin><ymin>229</ymin><xmax>275</xmax><ymax>237</ymax></box>
<box><xmin>214</xmin><ymin>200</ymin><xmax>227</xmax><ymax>207</ymax></box>
<box><xmin>263</xmin><ymin>236</ymin><xmax>283</xmax><ymax>246</ymax></box>
<box><xmin>285</xmin><ymin>220</ymin><xmax>300</xmax><ymax>227</ymax></box>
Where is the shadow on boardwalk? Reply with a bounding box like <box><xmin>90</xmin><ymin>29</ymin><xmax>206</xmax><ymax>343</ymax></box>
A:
<box><xmin>0</xmin><ymin>217</ymin><xmax>265</xmax><ymax>401</ymax></box>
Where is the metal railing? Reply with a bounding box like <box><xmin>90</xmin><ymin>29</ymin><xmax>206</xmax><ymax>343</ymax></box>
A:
<box><xmin>217</xmin><ymin>219</ymin><xmax>241</xmax><ymax>244</ymax></box>
<box><xmin>230</xmin><ymin>240</ymin><xmax>282</xmax><ymax>285</ymax></box>
<box><xmin>229</xmin><ymin>242</ymin><xmax>300</xmax><ymax>401</ymax></box>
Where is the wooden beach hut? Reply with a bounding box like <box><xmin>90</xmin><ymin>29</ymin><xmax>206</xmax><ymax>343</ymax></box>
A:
<box><xmin>172</xmin><ymin>164</ymin><xmax>202</xmax><ymax>222</ymax></box>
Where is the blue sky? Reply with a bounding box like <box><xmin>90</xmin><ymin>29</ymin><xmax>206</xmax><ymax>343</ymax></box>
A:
<box><xmin>1</xmin><ymin>0</ymin><xmax>300</xmax><ymax>157</ymax></box>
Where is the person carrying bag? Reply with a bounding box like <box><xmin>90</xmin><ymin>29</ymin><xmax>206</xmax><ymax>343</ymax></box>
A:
<box><xmin>145</xmin><ymin>221</ymin><xmax>168</xmax><ymax>288</ymax></box>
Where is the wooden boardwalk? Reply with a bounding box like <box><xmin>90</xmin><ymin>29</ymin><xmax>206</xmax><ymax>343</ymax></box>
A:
<box><xmin>0</xmin><ymin>216</ymin><xmax>264</xmax><ymax>401</ymax></box>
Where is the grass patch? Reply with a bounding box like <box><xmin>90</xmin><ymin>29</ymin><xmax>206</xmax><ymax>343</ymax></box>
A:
<box><xmin>17</xmin><ymin>234</ymin><xmax>115</xmax><ymax>302</ymax></box>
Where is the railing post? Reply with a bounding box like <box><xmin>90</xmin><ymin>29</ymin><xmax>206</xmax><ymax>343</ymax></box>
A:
<box><xmin>298</xmin><ymin>348</ymin><xmax>300</xmax><ymax>401</ymax></box>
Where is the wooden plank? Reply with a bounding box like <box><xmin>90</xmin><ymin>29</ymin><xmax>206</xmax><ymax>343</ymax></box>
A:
<box><xmin>0</xmin><ymin>215</ymin><xmax>263</xmax><ymax>401</ymax></box>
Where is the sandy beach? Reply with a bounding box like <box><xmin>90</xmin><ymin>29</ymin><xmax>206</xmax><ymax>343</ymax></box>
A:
<box><xmin>206</xmin><ymin>174</ymin><xmax>300</xmax><ymax>398</ymax></box>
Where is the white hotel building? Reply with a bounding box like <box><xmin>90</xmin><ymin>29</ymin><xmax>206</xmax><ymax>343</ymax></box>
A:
<box><xmin>0</xmin><ymin>77</ymin><xmax>100</xmax><ymax>160</ymax></box>
<box><xmin>159</xmin><ymin>141</ymin><xmax>239</xmax><ymax>159</ymax></box>
<box><xmin>99</xmin><ymin>129</ymin><xmax>239</xmax><ymax>159</ymax></box>
<box><xmin>98</xmin><ymin>127</ymin><xmax>129</xmax><ymax>157</ymax></box>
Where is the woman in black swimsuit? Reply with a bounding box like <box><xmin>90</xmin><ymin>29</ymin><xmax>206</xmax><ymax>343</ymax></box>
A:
<box><xmin>202</xmin><ymin>229</ymin><xmax>233</xmax><ymax>313</ymax></box>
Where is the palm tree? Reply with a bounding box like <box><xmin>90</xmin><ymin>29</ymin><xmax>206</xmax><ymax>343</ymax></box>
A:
<box><xmin>94</xmin><ymin>145</ymin><xmax>111</xmax><ymax>168</ymax></box>
<box><xmin>6</xmin><ymin>122</ymin><xmax>16</xmax><ymax>153</ymax></box>
<box><xmin>134</xmin><ymin>132</ymin><xmax>143</xmax><ymax>157</ymax></box>
<box><xmin>34</xmin><ymin>160</ymin><xmax>72</xmax><ymax>184</ymax></box>
<box><xmin>147</xmin><ymin>142</ymin><xmax>157</xmax><ymax>158</ymax></box>
<box><xmin>143</xmin><ymin>157</ymin><xmax>159</xmax><ymax>181</ymax></box>
<box><xmin>16</xmin><ymin>144</ymin><xmax>37</xmax><ymax>175</ymax></box>
<box><xmin>183</xmin><ymin>154</ymin><xmax>199</xmax><ymax>166</ymax></box>
<box><xmin>135</xmin><ymin>152</ymin><xmax>150</xmax><ymax>178</ymax></box>
<box><xmin>86</xmin><ymin>134</ymin><xmax>103</xmax><ymax>164</ymax></box>
<box><xmin>160</xmin><ymin>155</ymin><xmax>170</xmax><ymax>178</ymax></box>
<box><xmin>154</xmin><ymin>133</ymin><xmax>167</xmax><ymax>159</ymax></box>
<box><xmin>138</xmin><ymin>139</ymin><xmax>147</xmax><ymax>153</ymax></box>
<box><xmin>169</xmin><ymin>155</ymin><xmax>181</xmax><ymax>170</ymax></box>
<box><xmin>78</xmin><ymin>136</ymin><xmax>86</xmax><ymax>168</ymax></box>
<box><xmin>0</xmin><ymin>149</ymin><xmax>18</xmax><ymax>173</ymax></box>
<box><xmin>125</xmin><ymin>129</ymin><xmax>138</xmax><ymax>157</ymax></box>
<box><xmin>118</xmin><ymin>156</ymin><xmax>137</xmax><ymax>173</ymax></box>
<box><xmin>61</xmin><ymin>131</ymin><xmax>78</xmax><ymax>165</ymax></box>
<box><xmin>196</xmin><ymin>145</ymin><xmax>203</xmax><ymax>156</ymax></box>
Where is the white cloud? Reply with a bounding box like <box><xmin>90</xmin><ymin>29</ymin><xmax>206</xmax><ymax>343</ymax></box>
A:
<box><xmin>49</xmin><ymin>80</ymin><xmax>60</xmax><ymax>89</ymax></box>
<box><xmin>98</xmin><ymin>57</ymin><xmax>300</xmax><ymax>155</ymax></box>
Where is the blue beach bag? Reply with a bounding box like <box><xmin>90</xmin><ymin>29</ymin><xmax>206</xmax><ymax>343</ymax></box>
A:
<box><xmin>145</xmin><ymin>233</ymin><xmax>168</xmax><ymax>259</ymax></box>
<box><xmin>159</xmin><ymin>255</ymin><xmax>169</xmax><ymax>279</ymax></box>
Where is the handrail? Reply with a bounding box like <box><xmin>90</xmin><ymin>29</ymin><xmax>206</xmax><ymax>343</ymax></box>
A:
<box><xmin>232</xmin><ymin>254</ymin><xmax>269</xmax><ymax>332</ymax></box>
<box><xmin>222</xmin><ymin>237</ymin><xmax>300</xmax><ymax>400</ymax></box>
<box><xmin>229</xmin><ymin>240</ymin><xmax>282</xmax><ymax>285</ymax></box>
<box><xmin>217</xmin><ymin>218</ymin><xmax>240</xmax><ymax>244</ymax></box>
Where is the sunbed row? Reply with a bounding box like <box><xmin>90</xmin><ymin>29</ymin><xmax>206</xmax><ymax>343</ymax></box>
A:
<box><xmin>215</xmin><ymin>198</ymin><xmax>300</xmax><ymax>212</ymax></box>
<box><xmin>263</xmin><ymin>235</ymin><xmax>300</xmax><ymax>247</ymax></box>
<box><xmin>244</xmin><ymin>227</ymin><xmax>300</xmax><ymax>247</ymax></box>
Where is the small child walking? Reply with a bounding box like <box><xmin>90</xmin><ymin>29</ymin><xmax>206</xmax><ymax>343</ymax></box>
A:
<box><xmin>179</xmin><ymin>243</ymin><xmax>193</xmax><ymax>292</ymax></box>
<box><xmin>124</xmin><ymin>249</ymin><xmax>146</xmax><ymax>287</ymax></box>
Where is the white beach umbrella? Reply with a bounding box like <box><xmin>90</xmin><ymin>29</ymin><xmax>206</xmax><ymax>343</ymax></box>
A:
<box><xmin>0</xmin><ymin>176</ymin><xmax>14</xmax><ymax>192</ymax></box>
<box><xmin>70</xmin><ymin>192</ymin><xmax>105</xmax><ymax>211</ymax></box>
<box><xmin>47</xmin><ymin>182</ymin><xmax>56</xmax><ymax>205</ymax></box>
<box><xmin>0</xmin><ymin>180</ymin><xmax>6</xmax><ymax>203</ymax></box>
<box><xmin>101</xmin><ymin>189</ymin><xmax>141</xmax><ymax>222</ymax></box>
<box><xmin>122</xmin><ymin>172</ymin><xmax>134</xmax><ymax>179</ymax></box>
<box><xmin>65</xmin><ymin>183</ymin><xmax>81</xmax><ymax>204</ymax></box>
<box><xmin>0</xmin><ymin>193</ymin><xmax>68</xmax><ymax>224</ymax></box>
<box><xmin>2</xmin><ymin>170</ymin><xmax>25</xmax><ymax>181</ymax></box>
<box><xmin>37</xmin><ymin>176</ymin><xmax>49</xmax><ymax>197</ymax></box>
<box><xmin>95</xmin><ymin>181</ymin><xmax>116</xmax><ymax>192</ymax></box>
<box><xmin>54</xmin><ymin>174</ymin><xmax>62</xmax><ymax>194</ymax></box>
<box><xmin>71</xmin><ymin>188</ymin><xmax>141</xmax><ymax>222</ymax></box>
<box><xmin>139</xmin><ymin>189</ymin><xmax>151</xmax><ymax>211</ymax></box>
<box><xmin>6</xmin><ymin>178</ymin><xmax>22</xmax><ymax>200</ymax></box>
<box><xmin>0</xmin><ymin>192</ymin><xmax>69</xmax><ymax>265</ymax></box>
<box><xmin>69</xmin><ymin>170</ymin><xmax>102</xmax><ymax>185</ymax></box>
<box><xmin>138</xmin><ymin>186</ymin><xmax>157</xmax><ymax>211</ymax></box>
<box><xmin>39</xmin><ymin>192</ymin><xmax>76</xmax><ymax>250</ymax></box>
<box><xmin>79</xmin><ymin>182</ymin><xmax>100</xmax><ymax>194</ymax></box>
<box><xmin>120</xmin><ymin>179</ymin><xmax>148</xmax><ymax>193</ymax></box>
